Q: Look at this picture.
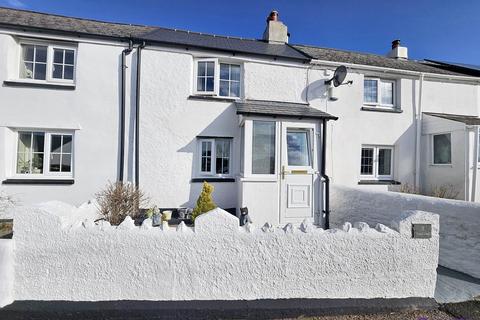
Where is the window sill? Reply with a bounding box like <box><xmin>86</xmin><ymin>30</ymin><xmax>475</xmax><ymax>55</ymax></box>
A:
<box><xmin>361</xmin><ymin>106</ymin><xmax>403</xmax><ymax>113</ymax></box>
<box><xmin>2</xmin><ymin>178</ymin><xmax>74</xmax><ymax>185</ymax></box>
<box><xmin>358</xmin><ymin>180</ymin><xmax>400</xmax><ymax>185</ymax></box>
<box><xmin>188</xmin><ymin>95</ymin><xmax>238</xmax><ymax>103</ymax></box>
<box><xmin>3</xmin><ymin>80</ymin><xmax>76</xmax><ymax>90</ymax></box>
<box><xmin>191</xmin><ymin>177</ymin><xmax>235</xmax><ymax>183</ymax></box>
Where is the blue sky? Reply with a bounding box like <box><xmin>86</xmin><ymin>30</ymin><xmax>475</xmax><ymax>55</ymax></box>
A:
<box><xmin>1</xmin><ymin>0</ymin><xmax>479</xmax><ymax>65</ymax></box>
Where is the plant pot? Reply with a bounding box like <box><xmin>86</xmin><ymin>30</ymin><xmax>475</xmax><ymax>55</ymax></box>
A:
<box><xmin>162</xmin><ymin>210</ymin><xmax>172</xmax><ymax>221</ymax></box>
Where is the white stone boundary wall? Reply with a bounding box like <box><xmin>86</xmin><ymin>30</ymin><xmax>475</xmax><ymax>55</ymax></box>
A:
<box><xmin>331</xmin><ymin>185</ymin><xmax>480</xmax><ymax>278</ymax></box>
<box><xmin>0</xmin><ymin>239</ymin><xmax>13</xmax><ymax>308</ymax></box>
<box><xmin>5</xmin><ymin>204</ymin><xmax>439</xmax><ymax>306</ymax></box>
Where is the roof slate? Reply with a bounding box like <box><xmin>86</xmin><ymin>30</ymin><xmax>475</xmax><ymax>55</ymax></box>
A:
<box><xmin>423</xmin><ymin>112</ymin><xmax>480</xmax><ymax>125</ymax></box>
<box><xmin>293</xmin><ymin>44</ymin><xmax>470</xmax><ymax>76</ymax></box>
<box><xmin>236</xmin><ymin>100</ymin><xmax>338</xmax><ymax>120</ymax></box>
<box><xmin>0</xmin><ymin>7</ymin><xmax>308</xmax><ymax>61</ymax></box>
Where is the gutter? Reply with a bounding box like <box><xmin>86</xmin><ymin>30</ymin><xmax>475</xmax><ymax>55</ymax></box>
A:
<box><xmin>135</xmin><ymin>41</ymin><xmax>146</xmax><ymax>189</ymax></box>
<box><xmin>321</xmin><ymin>118</ymin><xmax>331</xmax><ymax>229</ymax></box>
<box><xmin>119</xmin><ymin>39</ymin><xmax>133</xmax><ymax>182</ymax></box>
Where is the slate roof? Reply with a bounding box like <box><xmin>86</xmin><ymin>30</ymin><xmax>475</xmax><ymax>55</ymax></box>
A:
<box><xmin>423</xmin><ymin>112</ymin><xmax>480</xmax><ymax>125</ymax></box>
<box><xmin>236</xmin><ymin>100</ymin><xmax>338</xmax><ymax>120</ymax></box>
<box><xmin>424</xmin><ymin>60</ymin><xmax>480</xmax><ymax>77</ymax></box>
<box><xmin>293</xmin><ymin>44</ymin><xmax>471</xmax><ymax>76</ymax></box>
<box><xmin>0</xmin><ymin>7</ymin><xmax>308</xmax><ymax>61</ymax></box>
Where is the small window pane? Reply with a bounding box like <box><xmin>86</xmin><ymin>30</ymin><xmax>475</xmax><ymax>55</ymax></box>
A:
<box><xmin>17</xmin><ymin>132</ymin><xmax>32</xmax><ymax>153</ymax></box>
<box><xmin>381</xmin><ymin>81</ymin><xmax>394</xmax><ymax>105</ymax></box>
<box><xmin>52</xmin><ymin>64</ymin><xmax>63</xmax><ymax>79</ymax></box>
<box><xmin>433</xmin><ymin>134</ymin><xmax>451</xmax><ymax>164</ymax></box>
<box><xmin>253</xmin><ymin>121</ymin><xmax>276</xmax><ymax>174</ymax></box>
<box><xmin>364</xmin><ymin>79</ymin><xmax>378</xmax><ymax>103</ymax></box>
<box><xmin>197</xmin><ymin>77</ymin><xmax>205</xmax><ymax>92</ymax></box>
<box><xmin>206</xmin><ymin>77</ymin><xmax>214</xmax><ymax>91</ymax></box>
<box><xmin>31</xmin><ymin>153</ymin><xmax>44</xmax><ymax>174</ymax></box>
<box><xmin>378</xmin><ymin>148</ymin><xmax>392</xmax><ymax>175</ymax></box>
<box><xmin>34</xmin><ymin>63</ymin><xmax>46</xmax><ymax>80</ymax></box>
<box><xmin>21</xmin><ymin>62</ymin><xmax>34</xmax><ymax>79</ymax></box>
<box><xmin>64</xmin><ymin>65</ymin><xmax>74</xmax><ymax>80</ymax></box>
<box><xmin>51</xmin><ymin>135</ymin><xmax>62</xmax><ymax>153</ymax></box>
<box><xmin>32</xmin><ymin>132</ymin><xmax>44</xmax><ymax>152</ymax></box>
<box><xmin>63</xmin><ymin>135</ymin><xmax>72</xmax><ymax>153</ymax></box>
<box><xmin>16</xmin><ymin>152</ymin><xmax>31</xmax><ymax>174</ymax></box>
<box><xmin>22</xmin><ymin>45</ymin><xmax>34</xmax><ymax>61</ymax></box>
<box><xmin>35</xmin><ymin>46</ymin><xmax>47</xmax><ymax>63</ymax></box>
<box><xmin>64</xmin><ymin>50</ymin><xmax>74</xmax><ymax>65</ymax></box>
<box><xmin>231</xmin><ymin>65</ymin><xmax>240</xmax><ymax>81</ymax></box>
<box><xmin>220</xmin><ymin>64</ymin><xmax>229</xmax><ymax>80</ymax></box>
<box><xmin>206</xmin><ymin>62</ymin><xmax>214</xmax><ymax>77</ymax></box>
<box><xmin>360</xmin><ymin>148</ymin><xmax>374</xmax><ymax>175</ymax></box>
<box><xmin>287</xmin><ymin>131</ymin><xmax>311</xmax><ymax>166</ymax></box>
<box><xmin>219</xmin><ymin>80</ymin><xmax>229</xmax><ymax>96</ymax></box>
<box><xmin>201</xmin><ymin>141</ymin><xmax>212</xmax><ymax>172</ymax></box>
<box><xmin>61</xmin><ymin>154</ymin><xmax>72</xmax><ymax>172</ymax></box>
<box><xmin>50</xmin><ymin>154</ymin><xmax>61</xmax><ymax>172</ymax></box>
<box><xmin>198</xmin><ymin>61</ymin><xmax>206</xmax><ymax>76</ymax></box>
<box><xmin>230</xmin><ymin>81</ymin><xmax>240</xmax><ymax>97</ymax></box>
<box><xmin>53</xmin><ymin>49</ymin><xmax>64</xmax><ymax>63</ymax></box>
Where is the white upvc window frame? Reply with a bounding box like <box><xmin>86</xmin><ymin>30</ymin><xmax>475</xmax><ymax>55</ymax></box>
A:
<box><xmin>197</xmin><ymin>138</ymin><xmax>233</xmax><ymax>178</ymax></box>
<box><xmin>363</xmin><ymin>77</ymin><xmax>396</xmax><ymax>109</ymax></box>
<box><xmin>193</xmin><ymin>58</ymin><xmax>242</xmax><ymax>98</ymax></box>
<box><xmin>359</xmin><ymin>145</ymin><xmax>394</xmax><ymax>180</ymax></box>
<box><xmin>13</xmin><ymin>130</ymin><xmax>74</xmax><ymax>179</ymax></box>
<box><xmin>431</xmin><ymin>132</ymin><xmax>452</xmax><ymax>166</ymax></box>
<box><xmin>18</xmin><ymin>39</ymin><xmax>77</xmax><ymax>84</ymax></box>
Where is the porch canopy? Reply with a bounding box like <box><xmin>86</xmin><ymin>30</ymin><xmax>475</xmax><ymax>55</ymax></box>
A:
<box><xmin>423</xmin><ymin>112</ymin><xmax>480</xmax><ymax>125</ymax></box>
<box><xmin>236</xmin><ymin>100</ymin><xmax>338</xmax><ymax>120</ymax></box>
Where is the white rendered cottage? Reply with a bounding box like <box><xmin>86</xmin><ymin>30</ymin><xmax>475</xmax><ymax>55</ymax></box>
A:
<box><xmin>0</xmin><ymin>8</ymin><xmax>479</xmax><ymax>227</ymax></box>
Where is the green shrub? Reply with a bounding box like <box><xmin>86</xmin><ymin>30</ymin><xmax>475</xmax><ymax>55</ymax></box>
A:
<box><xmin>192</xmin><ymin>182</ymin><xmax>217</xmax><ymax>221</ymax></box>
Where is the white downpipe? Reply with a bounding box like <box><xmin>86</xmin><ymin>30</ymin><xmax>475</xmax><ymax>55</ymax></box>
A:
<box><xmin>414</xmin><ymin>73</ymin><xmax>425</xmax><ymax>190</ymax></box>
<box><xmin>471</xmin><ymin>126</ymin><xmax>479</xmax><ymax>201</ymax></box>
<box><xmin>465</xmin><ymin>128</ymin><xmax>471</xmax><ymax>201</ymax></box>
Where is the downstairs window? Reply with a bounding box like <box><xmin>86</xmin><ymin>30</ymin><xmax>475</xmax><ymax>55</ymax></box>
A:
<box><xmin>360</xmin><ymin>145</ymin><xmax>393</xmax><ymax>179</ymax></box>
<box><xmin>198</xmin><ymin>138</ymin><xmax>232</xmax><ymax>176</ymax></box>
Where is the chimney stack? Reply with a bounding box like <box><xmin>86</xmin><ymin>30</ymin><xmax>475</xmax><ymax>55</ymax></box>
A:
<box><xmin>387</xmin><ymin>39</ymin><xmax>408</xmax><ymax>59</ymax></box>
<box><xmin>262</xmin><ymin>10</ymin><xmax>289</xmax><ymax>44</ymax></box>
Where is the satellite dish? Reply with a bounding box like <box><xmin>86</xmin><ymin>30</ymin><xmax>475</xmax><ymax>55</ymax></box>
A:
<box><xmin>325</xmin><ymin>65</ymin><xmax>348</xmax><ymax>87</ymax></box>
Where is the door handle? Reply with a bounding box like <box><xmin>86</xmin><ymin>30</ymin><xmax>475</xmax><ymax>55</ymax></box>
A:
<box><xmin>281</xmin><ymin>165</ymin><xmax>286</xmax><ymax>180</ymax></box>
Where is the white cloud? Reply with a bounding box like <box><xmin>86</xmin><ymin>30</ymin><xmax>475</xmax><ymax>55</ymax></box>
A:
<box><xmin>5</xmin><ymin>0</ymin><xmax>27</xmax><ymax>8</ymax></box>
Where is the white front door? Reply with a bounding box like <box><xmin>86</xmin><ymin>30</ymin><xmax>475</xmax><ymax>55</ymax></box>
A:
<box><xmin>280</xmin><ymin>122</ymin><xmax>318</xmax><ymax>223</ymax></box>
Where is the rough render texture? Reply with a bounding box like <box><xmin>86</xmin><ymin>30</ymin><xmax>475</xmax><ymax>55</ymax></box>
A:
<box><xmin>0</xmin><ymin>240</ymin><xmax>13</xmax><ymax>307</ymax></box>
<box><xmin>4</xmin><ymin>203</ymin><xmax>439</xmax><ymax>304</ymax></box>
<box><xmin>331</xmin><ymin>185</ymin><xmax>480</xmax><ymax>278</ymax></box>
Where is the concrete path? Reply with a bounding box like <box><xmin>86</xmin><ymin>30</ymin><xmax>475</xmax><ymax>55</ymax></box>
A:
<box><xmin>435</xmin><ymin>266</ymin><xmax>480</xmax><ymax>303</ymax></box>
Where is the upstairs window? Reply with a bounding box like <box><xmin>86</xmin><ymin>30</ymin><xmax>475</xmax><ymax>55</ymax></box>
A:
<box><xmin>364</xmin><ymin>78</ymin><xmax>396</xmax><ymax>108</ymax></box>
<box><xmin>194</xmin><ymin>59</ymin><xmax>241</xmax><ymax>98</ymax></box>
<box><xmin>19</xmin><ymin>42</ymin><xmax>76</xmax><ymax>83</ymax></box>
<box><xmin>197</xmin><ymin>138</ymin><xmax>232</xmax><ymax>176</ymax></box>
<box><xmin>360</xmin><ymin>145</ymin><xmax>393</xmax><ymax>179</ymax></box>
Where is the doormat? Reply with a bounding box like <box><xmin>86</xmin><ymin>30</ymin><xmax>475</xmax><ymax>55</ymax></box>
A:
<box><xmin>0</xmin><ymin>219</ymin><xmax>13</xmax><ymax>239</ymax></box>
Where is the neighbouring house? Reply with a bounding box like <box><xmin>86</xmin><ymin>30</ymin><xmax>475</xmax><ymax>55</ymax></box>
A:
<box><xmin>0</xmin><ymin>8</ymin><xmax>479</xmax><ymax>227</ymax></box>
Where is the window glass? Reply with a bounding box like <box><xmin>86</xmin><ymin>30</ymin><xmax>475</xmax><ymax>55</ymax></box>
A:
<box><xmin>52</xmin><ymin>49</ymin><xmax>75</xmax><ymax>80</ymax></box>
<box><xmin>49</xmin><ymin>134</ymin><xmax>72</xmax><ymax>172</ymax></box>
<box><xmin>252</xmin><ymin>121</ymin><xmax>276</xmax><ymax>174</ymax></box>
<box><xmin>287</xmin><ymin>130</ymin><xmax>311</xmax><ymax>166</ymax></box>
<box><xmin>201</xmin><ymin>141</ymin><xmax>212</xmax><ymax>172</ymax></box>
<box><xmin>381</xmin><ymin>81</ymin><xmax>394</xmax><ymax>105</ymax></box>
<box><xmin>219</xmin><ymin>64</ymin><xmax>240</xmax><ymax>97</ymax></box>
<box><xmin>197</xmin><ymin>61</ymin><xmax>215</xmax><ymax>92</ymax></box>
<box><xmin>240</xmin><ymin>126</ymin><xmax>245</xmax><ymax>174</ymax></box>
<box><xmin>16</xmin><ymin>131</ymin><xmax>45</xmax><ymax>174</ymax></box>
<box><xmin>215</xmin><ymin>139</ymin><xmax>230</xmax><ymax>174</ymax></box>
<box><xmin>363</xmin><ymin>79</ymin><xmax>378</xmax><ymax>103</ymax></box>
<box><xmin>478</xmin><ymin>131</ymin><xmax>480</xmax><ymax>163</ymax></box>
<box><xmin>378</xmin><ymin>148</ymin><xmax>392</xmax><ymax>175</ymax></box>
<box><xmin>20</xmin><ymin>44</ymin><xmax>47</xmax><ymax>80</ymax></box>
<box><xmin>433</xmin><ymin>133</ymin><xmax>451</xmax><ymax>164</ymax></box>
<box><xmin>360</xmin><ymin>148</ymin><xmax>374</xmax><ymax>175</ymax></box>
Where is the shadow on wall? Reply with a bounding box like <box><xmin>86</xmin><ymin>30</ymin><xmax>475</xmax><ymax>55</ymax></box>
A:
<box><xmin>176</xmin><ymin>104</ymin><xmax>240</xmax><ymax>210</ymax></box>
<box><xmin>301</xmin><ymin>78</ymin><xmax>328</xmax><ymax>103</ymax></box>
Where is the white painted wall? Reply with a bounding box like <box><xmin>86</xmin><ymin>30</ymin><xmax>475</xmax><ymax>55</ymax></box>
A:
<box><xmin>0</xmin><ymin>32</ymin><xmax>129</xmax><ymax>205</ymax></box>
<box><xmin>6</xmin><ymin>204</ymin><xmax>439</xmax><ymax>304</ymax></box>
<box><xmin>420</xmin><ymin>115</ymin><xmax>466</xmax><ymax>199</ymax></box>
<box><xmin>331</xmin><ymin>184</ymin><xmax>480</xmax><ymax>278</ymax></box>
<box><xmin>0</xmin><ymin>240</ymin><xmax>13</xmax><ymax>308</ymax></box>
